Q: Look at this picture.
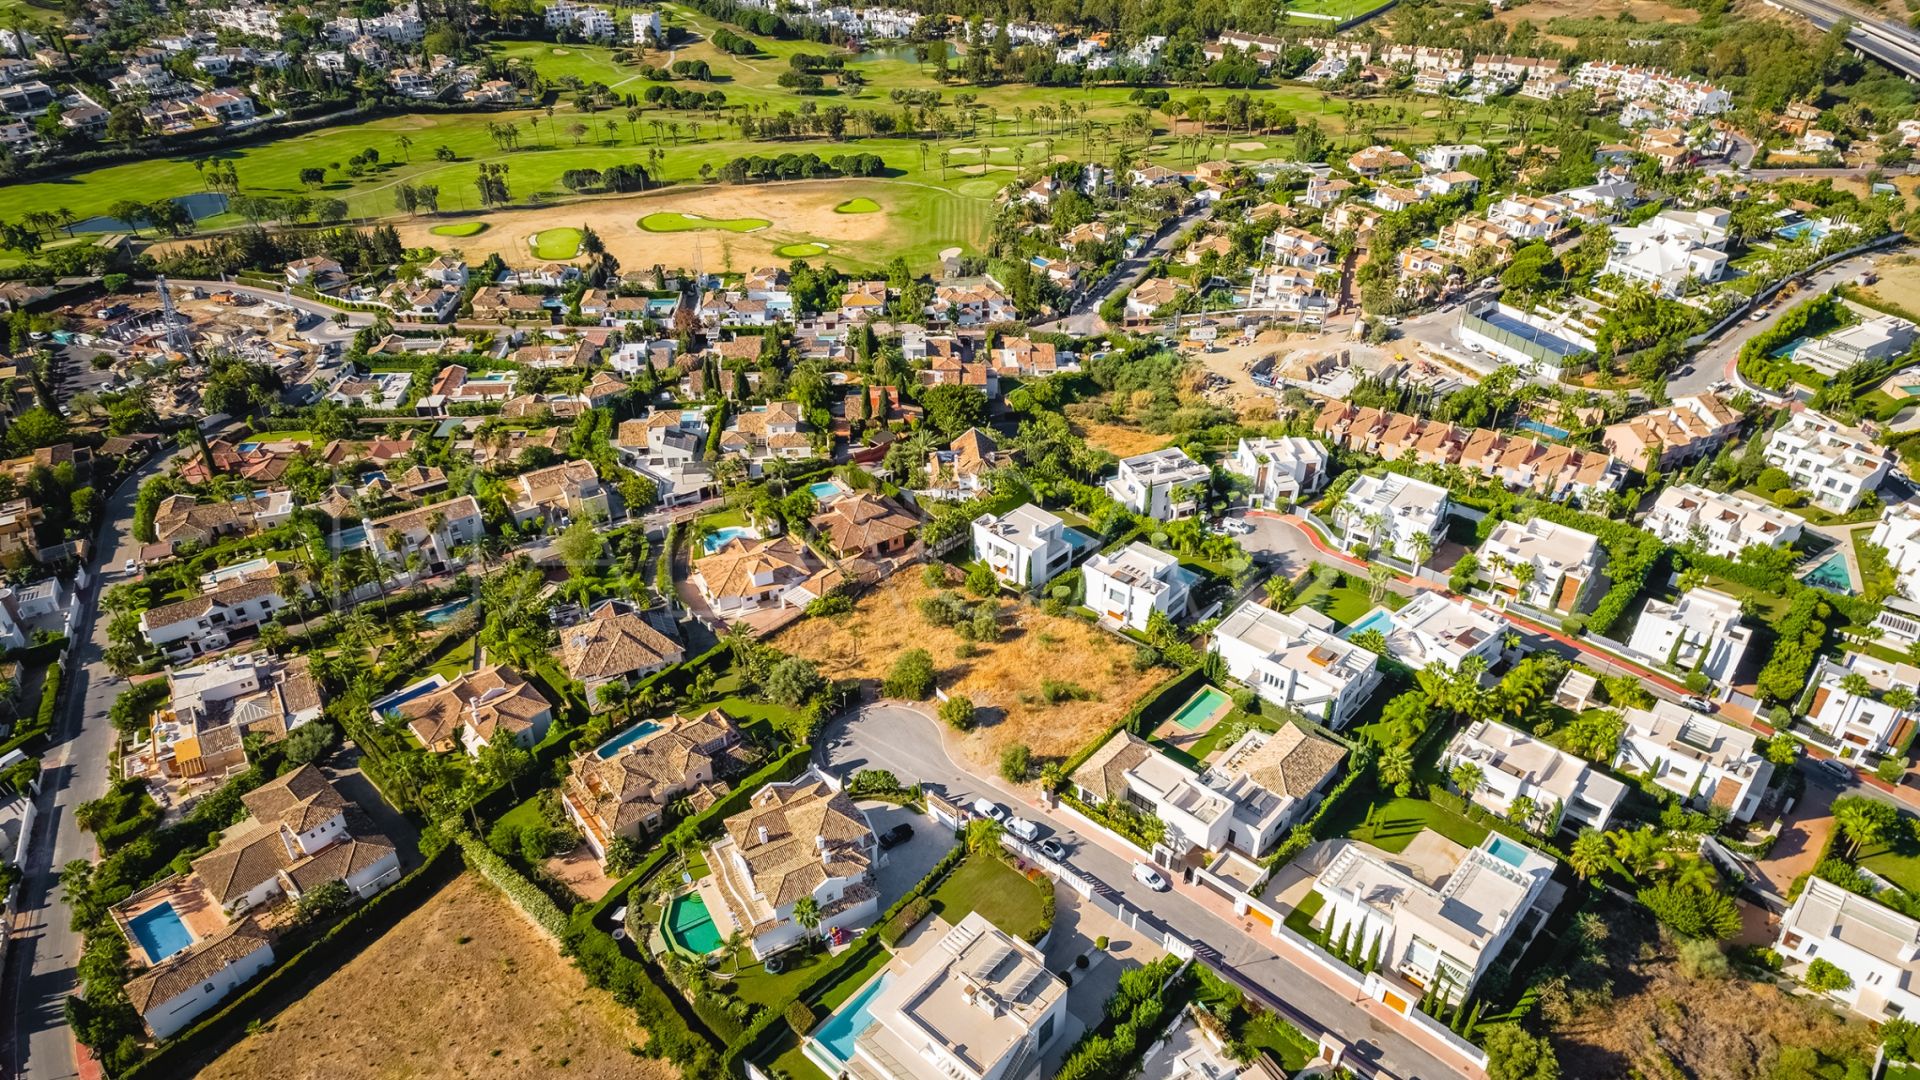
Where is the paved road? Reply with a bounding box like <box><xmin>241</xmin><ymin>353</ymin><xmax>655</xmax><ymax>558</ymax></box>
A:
<box><xmin>819</xmin><ymin>703</ymin><xmax>1465</xmax><ymax>1080</ymax></box>
<box><xmin>1766</xmin><ymin>0</ymin><xmax>1920</xmax><ymax>79</ymax></box>
<box><xmin>1668</xmin><ymin>250</ymin><xmax>1891</xmax><ymax>400</ymax></box>
<box><xmin>4</xmin><ymin>447</ymin><xmax>185</xmax><ymax>1080</ymax></box>
<box><xmin>1044</xmin><ymin>200</ymin><xmax>1215</xmax><ymax>336</ymax></box>
<box><xmin>149</xmin><ymin>279</ymin><xmax>378</xmax><ymax>332</ymax></box>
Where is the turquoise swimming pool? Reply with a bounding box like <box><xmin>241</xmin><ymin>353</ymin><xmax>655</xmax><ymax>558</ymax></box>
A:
<box><xmin>421</xmin><ymin>598</ymin><xmax>472</xmax><ymax>626</ymax></box>
<box><xmin>807</xmin><ymin>481</ymin><xmax>843</xmax><ymax>500</ymax></box>
<box><xmin>666</xmin><ymin>892</ymin><xmax>724</xmax><ymax>955</ymax></box>
<box><xmin>703</xmin><ymin>526</ymin><xmax>756</xmax><ymax>554</ymax></box>
<box><xmin>128</xmin><ymin>901</ymin><xmax>194</xmax><ymax>964</ymax></box>
<box><xmin>1341</xmin><ymin>608</ymin><xmax>1398</xmax><ymax>641</ymax></box>
<box><xmin>1487</xmin><ymin>836</ymin><xmax>1531</xmax><ymax>868</ymax></box>
<box><xmin>813</xmin><ymin>973</ymin><xmax>893</xmax><ymax>1067</ymax></box>
<box><xmin>595</xmin><ymin>720</ymin><xmax>663</xmax><ymax>760</ymax></box>
<box><xmin>1169</xmin><ymin>686</ymin><xmax>1232</xmax><ymax>731</ymax></box>
<box><xmin>1804</xmin><ymin>552</ymin><xmax>1855</xmax><ymax>594</ymax></box>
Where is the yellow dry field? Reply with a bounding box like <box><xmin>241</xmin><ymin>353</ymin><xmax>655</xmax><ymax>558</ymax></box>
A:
<box><xmin>1863</xmin><ymin>252</ymin><xmax>1920</xmax><ymax>314</ymax></box>
<box><xmin>200</xmin><ymin>874</ymin><xmax>666</xmax><ymax>1080</ymax></box>
<box><xmin>776</xmin><ymin>573</ymin><xmax>1162</xmax><ymax>766</ymax></box>
<box><xmin>1495</xmin><ymin>0</ymin><xmax>1698</xmax><ymax>44</ymax></box>
<box><xmin>391</xmin><ymin>179</ymin><xmax>897</xmax><ymax>271</ymax></box>
<box><xmin>1072</xmin><ymin>419</ymin><xmax>1173</xmax><ymax>458</ymax></box>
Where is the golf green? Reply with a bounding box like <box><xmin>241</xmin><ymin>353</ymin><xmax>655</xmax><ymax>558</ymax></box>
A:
<box><xmin>775</xmin><ymin>242</ymin><xmax>829</xmax><ymax>258</ymax></box>
<box><xmin>833</xmin><ymin>197</ymin><xmax>881</xmax><ymax>214</ymax></box>
<box><xmin>429</xmin><ymin>221</ymin><xmax>488</xmax><ymax>237</ymax></box>
<box><xmin>639</xmin><ymin>212</ymin><xmax>770</xmax><ymax>233</ymax></box>
<box><xmin>529</xmin><ymin>227</ymin><xmax>583</xmax><ymax>259</ymax></box>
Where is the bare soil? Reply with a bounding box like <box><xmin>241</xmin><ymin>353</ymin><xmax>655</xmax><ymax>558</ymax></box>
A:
<box><xmin>773</xmin><ymin>572</ymin><xmax>1162</xmax><ymax>768</ymax></box>
<box><xmin>199</xmin><ymin>874</ymin><xmax>665</xmax><ymax>1080</ymax></box>
<box><xmin>392</xmin><ymin>180</ymin><xmax>897</xmax><ymax>272</ymax></box>
<box><xmin>1072</xmin><ymin>418</ymin><xmax>1173</xmax><ymax>458</ymax></box>
<box><xmin>1865</xmin><ymin>252</ymin><xmax>1920</xmax><ymax>315</ymax></box>
<box><xmin>1495</xmin><ymin>0</ymin><xmax>1699</xmax><ymax>45</ymax></box>
<box><xmin>1548</xmin><ymin>897</ymin><xmax>1874</xmax><ymax>1079</ymax></box>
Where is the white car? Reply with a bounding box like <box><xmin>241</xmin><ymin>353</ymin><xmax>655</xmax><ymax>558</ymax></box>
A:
<box><xmin>972</xmin><ymin>798</ymin><xmax>1007</xmax><ymax>823</ymax></box>
<box><xmin>122</xmin><ymin>558</ymin><xmax>137</xmax><ymax>575</ymax></box>
<box><xmin>1132</xmin><ymin>863</ymin><xmax>1169</xmax><ymax>891</ymax></box>
<box><xmin>1006</xmin><ymin>816</ymin><xmax>1039</xmax><ymax>841</ymax></box>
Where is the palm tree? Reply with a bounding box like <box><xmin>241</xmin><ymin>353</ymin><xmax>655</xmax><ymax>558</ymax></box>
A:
<box><xmin>1835</xmin><ymin>795</ymin><xmax>1899</xmax><ymax>858</ymax></box>
<box><xmin>1379</xmin><ymin>745</ymin><xmax>1414</xmax><ymax>792</ymax></box>
<box><xmin>1839</xmin><ymin>672</ymin><xmax>1876</xmax><ymax>700</ymax></box>
<box><xmin>1567</xmin><ymin>828</ymin><xmax>1611</xmax><ymax>880</ymax></box>
<box><xmin>793</xmin><ymin>896</ymin><xmax>822</xmax><ymax>951</ymax></box>
<box><xmin>1410</xmin><ymin>532</ymin><xmax>1435</xmax><ymax>577</ymax></box>
<box><xmin>1449</xmin><ymin>761</ymin><xmax>1484</xmax><ymax>800</ymax></box>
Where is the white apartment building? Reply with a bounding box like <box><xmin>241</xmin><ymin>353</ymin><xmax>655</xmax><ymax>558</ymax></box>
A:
<box><xmin>545</xmin><ymin>0</ymin><xmax>616</xmax><ymax>38</ymax></box>
<box><xmin>1615</xmin><ymin>701</ymin><xmax>1773</xmax><ymax>821</ymax></box>
<box><xmin>1602</xmin><ymin>208</ymin><xmax>1730</xmax><ymax>297</ymax></box>
<box><xmin>1226</xmin><ymin>436</ymin><xmax>1328</xmax><ymax>508</ymax></box>
<box><xmin>1212</xmin><ymin>600</ymin><xmax>1382</xmax><ymax>729</ymax></box>
<box><xmin>1871</xmin><ymin>502</ymin><xmax>1920</xmax><ymax>603</ymax></box>
<box><xmin>1313</xmin><ymin>834</ymin><xmax>1555</xmax><ymax>1006</ymax></box>
<box><xmin>1474</xmin><ymin>518</ymin><xmax>1604</xmax><ymax>615</ymax></box>
<box><xmin>1804</xmin><ymin>652</ymin><xmax>1920</xmax><ymax>762</ymax></box>
<box><xmin>1263</xmin><ymin>225</ymin><xmax>1332</xmax><ymax>269</ymax></box>
<box><xmin>1333</xmin><ymin>473</ymin><xmax>1450</xmax><ymax>559</ymax></box>
<box><xmin>1083</xmin><ymin>542</ymin><xmax>1194</xmax><ymax>632</ymax></box>
<box><xmin>1764</xmin><ymin>410</ymin><xmax>1894</xmax><ymax>513</ymax></box>
<box><xmin>1249</xmin><ymin>266</ymin><xmax>1332</xmax><ymax>320</ymax></box>
<box><xmin>1443</xmin><ymin>718</ymin><xmax>1627</xmax><ymax>833</ymax></box>
<box><xmin>631</xmin><ymin>9</ymin><xmax>663</xmax><ymax>45</ymax></box>
<box><xmin>1418</xmin><ymin>143</ymin><xmax>1487</xmax><ymax>171</ymax></box>
<box><xmin>1777</xmin><ymin>877</ymin><xmax>1920</xmax><ymax>1023</ymax></box>
<box><xmin>826</xmin><ymin>912</ymin><xmax>1068</xmax><ymax>1080</ymax></box>
<box><xmin>1105</xmin><ymin>448</ymin><xmax>1210</xmax><ymax>520</ymax></box>
<box><xmin>1574</xmin><ymin>62</ymin><xmax>1731</xmax><ymax>119</ymax></box>
<box><xmin>1627</xmin><ymin>587</ymin><xmax>1753</xmax><ymax>686</ymax></box>
<box><xmin>972</xmin><ymin>504</ymin><xmax>1075</xmax><ymax>590</ymax></box>
<box><xmin>1641</xmin><ymin>483</ymin><xmax>1802</xmax><ymax>558</ymax></box>
<box><xmin>1383</xmin><ymin>592</ymin><xmax>1511</xmax><ymax>672</ymax></box>
<box><xmin>140</xmin><ymin>567</ymin><xmax>303</xmax><ymax>662</ymax></box>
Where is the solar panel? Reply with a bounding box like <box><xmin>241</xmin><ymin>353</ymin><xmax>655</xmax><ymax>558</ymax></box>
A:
<box><xmin>970</xmin><ymin>943</ymin><xmax>1014</xmax><ymax>981</ymax></box>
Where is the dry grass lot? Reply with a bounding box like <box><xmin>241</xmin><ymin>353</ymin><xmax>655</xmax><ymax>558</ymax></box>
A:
<box><xmin>391</xmin><ymin>181</ymin><xmax>897</xmax><ymax>272</ymax></box>
<box><xmin>1864</xmin><ymin>252</ymin><xmax>1920</xmax><ymax>315</ymax></box>
<box><xmin>777</xmin><ymin>573</ymin><xmax>1161</xmax><ymax>767</ymax></box>
<box><xmin>200</xmin><ymin>874</ymin><xmax>665</xmax><ymax>1080</ymax></box>
<box><xmin>1071</xmin><ymin>417</ymin><xmax>1173</xmax><ymax>458</ymax></box>
<box><xmin>1495</xmin><ymin>0</ymin><xmax>1698</xmax><ymax>44</ymax></box>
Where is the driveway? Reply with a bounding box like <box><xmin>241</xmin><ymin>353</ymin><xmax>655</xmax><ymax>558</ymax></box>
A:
<box><xmin>860</xmin><ymin>800</ymin><xmax>956</xmax><ymax>909</ymax></box>
<box><xmin>818</xmin><ymin>702</ymin><xmax>1472</xmax><ymax>1080</ymax></box>
<box><xmin>1233</xmin><ymin>510</ymin><xmax>1318</xmax><ymax>580</ymax></box>
<box><xmin>1751</xmin><ymin>769</ymin><xmax>1838</xmax><ymax>899</ymax></box>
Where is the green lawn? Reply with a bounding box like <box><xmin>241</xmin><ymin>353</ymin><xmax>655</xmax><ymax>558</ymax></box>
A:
<box><xmin>1288</xmin><ymin>569</ymin><xmax>1405</xmax><ymax>628</ymax></box>
<box><xmin>428</xmin><ymin>635</ymin><xmax>479</xmax><ymax>680</ymax></box>
<box><xmin>1195</xmin><ymin>967</ymin><xmax>1317</xmax><ymax>1071</ymax></box>
<box><xmin>530</xmin><ymin>226</ymin><xmax>584</xmax><ymax>259</ymax></box>
<box><xmin>640</xmin><ymin>211</ymin><xmax>772</xmax><ymax>233</ymax></box>
<box><xmin>1886</xmin><ymin>1063</ymin><xmax>1920</xmax><ymax>1080</ymax></box>
<box><xmin>1283</xmin><ymin>0</ymin><xmax>1395</xmax><ymax>18</ymax></box>
<box><xmin>1281</xmin><ymin>888</ymin><xmax>1325</xmax><ymax>938</ymax></box>
<box><xmin>1162</xmin><ymin>707</ymin><xmax>1282</xmax><ymax>768</ymax></box>
<box><xmin>1321</xmin><ymin>794</ymin><xmax>1489</xmax><ymax>855</ymax></box>
<box><xmin>775</xmin><ymin>242</ymin><xmax>830</xmax><ymax>258</ymax></box>
<box><xmin>0</xmin><ymin>0</ymin><xmax>1506</xmax><ymax>273</ymax></box>
<box><xmin>834</xmin><ymin>197</ymin><xmax>881</xmax><ymax>214</ymax></box>
<box><xmin>430</xmin><ymin>221</ymin><xmax>488</xmax><ymax>237</ymax></box>
<box><xmin>926</xmin><ymin>853</ymin><xmax>1051</xmax><ymax>941</ymax></box>
<box><xmin>1860</xmin><ymin>835</ymin><xmax>1920</xmax><ymax>896</ymax></box>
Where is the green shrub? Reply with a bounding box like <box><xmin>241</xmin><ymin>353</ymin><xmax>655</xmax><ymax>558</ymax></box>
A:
<box><xmin>1805</xmin><ymin>957</ymin><xmax>1854</xmax><ymax>992</ymax></box>
<box><xmin>1756</xmin><ymin>467</ymin><xmax>1792</xmax><ymax>493</ymax></box>
<box><xmin>1000</xmin><ymin>743</ymin><xmax>1031</xmax><ymax>782</ymax></box>
<box><xmin>940</xmin><ymin>693</ymin><xmax>975</xmax><ymax>730</ymax></box>
<box><xmin>885</xmin><ymin>649</ymin><xmax>936</xmax><ymax>699</ymax></box>
<box><xmin>784</xmin><ymin>1000</ymin><xmax>817</xmax><ymax>1037</ymax></box>
<box><xmin>880</xmin><ymin>896</ymin><xmax>932</xmax><ymax>945</ymax></box>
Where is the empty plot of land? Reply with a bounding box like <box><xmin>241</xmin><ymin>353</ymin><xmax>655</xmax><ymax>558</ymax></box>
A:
<box><xmin>1864</xmin><ymin>253</ymin><xmax>1920</xmax><ymax>315</ymax></box>
<box><xmin>777</xmin><ymin>573</ymin><xmax>1162</xmax><ymax>766</ymax></box>
<box><xmin>200</xmin><ymin>873</ymin><xmax>665</xmax><ymax>1080</ymax></box>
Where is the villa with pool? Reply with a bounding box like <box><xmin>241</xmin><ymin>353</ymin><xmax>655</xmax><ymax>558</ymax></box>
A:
<box><xmin>706</xmin><ymin>769</ymin><xmax>879</xmax><ymax>960</ymax></box>
<box><xmin>803</xmin><ymin>911</ymin><xmax>1069</xmax><ymax>1080</ymax></box>
<box><xmin>111</xmin><ymin>765</ymin><xmax>399</xmax><ymax>1038</ymax></box>
<box><xmin>1210</xmin><ymin>600</ymin><xmax>1381</xmax><ymax>729</ymax></box>
<box><xmin>562</xmin><ymin>709</ymin><xmax>746</xmax><ymax>859</ymax></box>
<box><xmin>380</xmin><ymin>665</ymin><xmax>553</xmax><ymax>757</ymax></box>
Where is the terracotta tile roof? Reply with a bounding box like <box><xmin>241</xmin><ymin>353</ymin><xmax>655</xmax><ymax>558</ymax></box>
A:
<box><xmin>722</xmin><ymin>776</ymin><xmax>873</xmax><ymax>908</ymax></box>
<box><xmin>810</xmin><ymin>493</ymin><xmax>919</xmax><ymax>557</ymax></box>
<box><xmin>693</xmin><ymin>535</ymin><xmax>815</xmax><ymax>602</ymax></box>
<box><xmin>1070</xmin><ymin>731</ymin><xmax>1155</xmax><ymax>803</ymax></box>
<box><xmin>126</xmin><ymin>917</ymin><xmax>272</xmax><ymax>1013</ymax></box>
<box><xmin>396</xmin><ymin>666</ymin><xmax>552</xmax><ymax>752</ymax></box>
<box><xmin>556</xmin><ymin>602</ymin><xmax>685</xmax><ymax>682</ymax></box>
<box><xmin>1223</xmin><ymin>724</ymin><xmax>1347</xmax><ymax>799</ymax></box>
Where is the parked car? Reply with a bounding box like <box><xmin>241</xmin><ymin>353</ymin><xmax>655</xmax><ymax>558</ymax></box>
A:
<box><xmin>122</xmin><ymin>558</ymin><xmax>137</xmax><ymax>575</ymax></box>
<box><xmin>1815</xmin><ymin>757</ymin><xmax>1856</xmax><ymax>782</ymax></box>
<box><xmin>1681</xmin><ymin>696</ymin><xmax>1716</xmax><ymax>714</ymax></box>
<box><xmin>972</xmin><ymin>798</ymin><xmax>1006</xmax><ymax>823</ymax></box>
<box><xmin>1131</xmin><ymin>862</ymin><xmax>1169</xmax><ymax>891</ymax></box>
<box><xmin>1037</xmin><ymin>837</ymin><xmax>1067</xmax><ymax>861</ymax></box>
<box><xmin>878</xmin><ymin>822</ymin><xmax>914</xmax><ymax>850</ymax></box>
<box><xmin>1007</xmin><ymin>816</ymin><xmax>1039</xmax><ymax>841</ymax></box>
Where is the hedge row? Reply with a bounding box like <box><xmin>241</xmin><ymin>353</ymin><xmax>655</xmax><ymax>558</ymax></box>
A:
<box><xmin>454</xmin><ymin>828</ymin><xmax>570</xmax><ymax>940</ymax></box>
<box><xmin>1059</xmin><ymin>666</ymin><xmax>1206</xmax><ymax>782</ymax></box>
<box><xmin>120</xmin><ymin>845</ymin><xmax>462</xmax><ymax>1079</ymax></box>
<box><xmin>0</xmin><ymin>658</ymin><xmax>63</xmax><ymax>759</ymax></box>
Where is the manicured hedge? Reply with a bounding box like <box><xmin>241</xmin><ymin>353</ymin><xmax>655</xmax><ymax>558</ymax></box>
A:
<box><xmin>455</xmin><ymin>828</ymin><xmax>569</xmax><ymax>939</ymax></box>
<box><xmin>0</xmin><ymin>658</ymin><xmax>63</xmax><ymax>759</ymax></box>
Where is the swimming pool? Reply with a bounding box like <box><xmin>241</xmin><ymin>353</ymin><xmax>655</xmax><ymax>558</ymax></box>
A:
<box><xmin>421</xmin><ymin>598</ymin><xmax>472</xmax><ymax>626</ymax></box>
<box><xmin>666</xmin><ymin>892</ymin><xmax>724</xmax><ymax>955</ymax></box>
<box><xmin>806</xmin><ymin>481</ymin><xmax>843</xmax><ymax>501</ymax></box>
<box><xmin>1486</xmin><ymin>836</ymin><xmax>1531</xmax><ymax>868</ymax></box>
<box><xmin>1169</xmin><ymin>686</ymin><xmax>1231</xmax><ymax>731</ymax></box>
<box><xmin>1341</xmin><ymin>608</ymin><xmax>1398</xmax><ymax>641</ymax></box>
<box><xmin>703</xmin><ymin>526</ymin><xmax>757</xmax><ymax>554</ymax></box>
<box><xmin>1777</xmin><ymin>220</ymin><xmax>1829</xmax><ymax>242</ymax></box>
<box><xmin>128</xmin><ymin>902</ymin><xmax>194</xmax><ymax>964</ymax></box>
<box><xmin>594</xmin><ymin>720</ymin><xmax>663</xmax><ymax>760</ymax></box>
<box><xmin>331</xmin><ymin>524</ymin><xmax>369</xmax><ymax>552</ymax></box>
<box><xmin>237</xmin><ymin>441</ymin><xmax>261</xmax><ymax>453</ymax></box>
<box><xmin>370</xmin><ymin>677</ymin><xmax>447</xmax><ymax>717</ymax></box>
<box><xmin>1804</xmin><ymin>552</ymin><xmax>1855</xmax><ymax>594</ymax></box>
<box><xmin>1516</xmin><ymin>419</ymin><xmax>1570</xmax><ymax>440</ymax></box>
<box><xmin>812</xmin><ymin>973</ymin><xmax>893</xmax><ymax>1067</ymax></box>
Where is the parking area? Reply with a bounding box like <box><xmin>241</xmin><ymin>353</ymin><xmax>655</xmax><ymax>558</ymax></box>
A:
<box><xmin>862</xmin><ymin>800</ymin><xmax>958</xmax><ymax>909</ymax></box>
<box><xmin>1230</xmin><ymin>512</ymin><xmax>1318</xmax><ymax>580</ymax></box>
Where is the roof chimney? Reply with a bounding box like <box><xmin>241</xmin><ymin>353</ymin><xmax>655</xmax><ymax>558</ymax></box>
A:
<box><xmin>758</xmin><ymin>826</ymin><xmax>769</xmax><ymax>846</ymax></box>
